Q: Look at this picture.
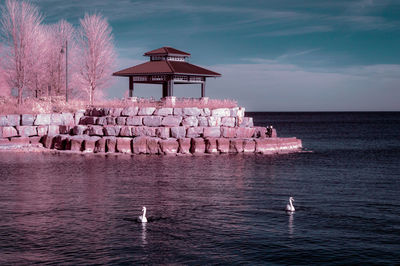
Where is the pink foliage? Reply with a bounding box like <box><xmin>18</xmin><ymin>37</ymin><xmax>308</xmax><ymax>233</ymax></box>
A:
<box><xmin>0</xmin><ymin>0</ymin><xmax>43</xmax><ymax>104</ymax></box>
<box><xmin>75</xmin><ymin>13</ymin><xmax>116</xmax><ymax>105</ymax></box>
<box><xmin>0</xmin><ymin>44</ymin><xmax>11</xmax><ymax>96</ymax></box>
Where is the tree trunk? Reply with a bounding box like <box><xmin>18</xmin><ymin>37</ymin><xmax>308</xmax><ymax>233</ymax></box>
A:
<box><xmin>17</xmin><ymin>86</ymin><xmax>23</xmax><ymax>105</ymax></box>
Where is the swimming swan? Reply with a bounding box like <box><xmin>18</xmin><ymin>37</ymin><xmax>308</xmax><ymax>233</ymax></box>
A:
<box><xmin>286</xmin><ymin>197</ymin><xmax>295</xmax><ymax>212</ymax></box>
<box><xmin>138</xmin><ymin>206</ymin><xmax>148</xmax><ymax>223</ymax></box>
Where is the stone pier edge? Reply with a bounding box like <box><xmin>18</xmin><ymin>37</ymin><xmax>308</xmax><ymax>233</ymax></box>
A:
<box><xmin>0</xmin><ymin>106</ymin><xmax>302</xmax><ymax>155</ymax></box>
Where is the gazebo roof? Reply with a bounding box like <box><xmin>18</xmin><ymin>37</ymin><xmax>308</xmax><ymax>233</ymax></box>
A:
<box><xmin>113</xmin><ymin>60</ymin><xmax>221</xmax><ymax>77</ymax></box>
<box><xmin>144</xmin><ymin>46</ymin><xmax>190</xmax><ymax>57</ymax></box>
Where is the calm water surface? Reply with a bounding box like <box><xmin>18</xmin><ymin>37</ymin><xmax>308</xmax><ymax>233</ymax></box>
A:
<box><xmin>0</xmin><ymin>112</ymin><xmax>399</xmax><ymax>265</ymax></box>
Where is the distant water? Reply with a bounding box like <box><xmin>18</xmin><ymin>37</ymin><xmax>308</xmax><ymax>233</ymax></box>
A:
<box><xmin>0</xmin><ymin>112</ymin><xmax>399</xmax><ymax>265</ymax></box>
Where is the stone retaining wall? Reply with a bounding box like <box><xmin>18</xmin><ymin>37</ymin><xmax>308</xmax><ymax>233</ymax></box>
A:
<box><xmin>0</xmin><ymin>106</ymin><xmax>302</xmax><ymax>154</ymax></box>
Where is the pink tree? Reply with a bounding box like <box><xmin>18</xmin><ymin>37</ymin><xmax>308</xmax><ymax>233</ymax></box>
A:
<box><xmin>0</xmin><ymin>0</ymin><xmax>43</xmax><ymax>105</ymax></box>
<box><xmin>44</xmin><ymin>20</ymin><xmax>75</xmax><ymax>98</ymax></box>
<box><xmin>75</xmin><ymin>13</ymin><xmax>116</xmax><ymax>105</ymax></box>
<box><xmin>0</xmin><ymin>44</ymin><xmax>11</xmax><ymax>97</ymax></box>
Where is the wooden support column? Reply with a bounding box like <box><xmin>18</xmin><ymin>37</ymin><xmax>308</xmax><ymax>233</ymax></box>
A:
<box><xmin>162</xmin><ymin>82</ymin><xmax>168</xmax><ymax>98</ymax></box>
<box><xmin>129</xmin><ymin>76</ymin><xmax>134</xmax><ymax>97</ymax></box>
<box><xmin>168</xmin><ymin>78</ymin><xmax>174</xmax><ymax>96</ymax></box>
<box><xmin>201</xmin><ymin>80</ymin><xmax>206</xmax><ymax>97</ymax></box>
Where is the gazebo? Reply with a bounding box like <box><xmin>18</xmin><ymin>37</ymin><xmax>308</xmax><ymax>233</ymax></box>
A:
<box><xmin>113</xmin><ymin>47</ymin><xmax>221</xmax><ymax>98</ymax></box>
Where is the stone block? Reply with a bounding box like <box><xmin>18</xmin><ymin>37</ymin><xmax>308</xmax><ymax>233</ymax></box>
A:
<box><xmin>132</xmin><ymin>126</ymin><xmax>156</xmax><ymax>137</ymax></box>
<box><xmin>94</xmin><ymin>138</ymin><xmax>106</xmax><ymax>153</ymax></box>
<box><xmin>229</xmin><ymin>139</ymin><xmax>244</xmax><ymax>153</ymax></box>
<box><xmin>0</xmin><ymin>116</ymin><xmax>7</xmax><ymax>126</ymax></box>
<box><xmin>217</xmin><ymin>138</ymin><xmax>230</xmax><ymax>153</ymax></box>
<box><xmin>173</xmin><ymin>108</ymin><xmax>182</xmax><ymax>116</ymax></box>
<box><xmin>155</xmin><ymin>108</ymin><xmax>173</xmax><ymax>116</ymax></box>
<box><xmin>91</xmin><ymin>108</ymin><xmax>105</xmax><ymax>117</ymax></box>
<box><xmin>221</xmin><ymin>127</ymin><xmax>236</xmax><ymax>138</ymax></box>
<box><xmin>6</xmin><ymin>115</ymin><xmax>20</xmax><ymax>126</ymax></box>
<box><xmin>69</xmin><ymin>136</ymin><xmax>84</xmax><ymax>151</ymax></box>
<box><xmin>236</xmin><ymin>127</ymin><xmax>256</xmax><ymax>138</ymax></box>
<box><xmin>143</xmin><ymin>116</ymin><xmax>162</xmax><ymax>127</ymax></box>
<box><xmin>182</xmin><ymin>107</ymin><xmax>201</xmax><ymax>116</ymax></box>
<box><xmin>0</xmin><ymin>137</ymin><xmax>9</xmax><ymax>144</ymax></box>
<box><xmin>53</xmin><ymin>135</ymin><xmax>69</xmax><ymax>150</ymax></box>
<box><xmin>29</xmin><ymin>136</ymin><xmax>42</xmax><ymax>145</ymax></box>
<box><xmin>42</xmin><ymin>135</ymin><xmax>54</xmax><ymax>148</ymax></box>
<box><xmin>255</xmin><ymin>138</ymin><xmax>277</xmax><ymax>154</ymax></box>
<box><xmin>34</xmin><ymin>114</ymin><xmax>51</xmax><ymax>125</ymax></box>
<box><xmin>126</xmin><ymin>116</ymin><xmax>143</xmax><ymax>126</ymax></box>
<box><xmin>254</xmin><ymin>127</ymin><xmax>267</xmax><ymax>138</ymax></box>
<box><xmin>230</xmin><ymin>107</ymin><xmax>239</xmax><ymax>117</ymax></box>
<box><xmin>106</xmin><ymin>137</ymin><xmax>117</xmax><ymax>153</ymax></box>
<box><xmin>16</xmin><ymin>126</ymin><xmax>37</xmax><ymax>137</ymax></box>
<box><xmin>132</xmin><ymin>136</ymin><xmax>147</xmax><ymax>154</ymax></box>
<box><xmin>198</xmin><ymin>117</ymin><xmax>208</xmax><ymax>127</ymax></box>
<box><xmin>74</xmin><ymin>111</ymin><xmax>85</xmax><ymax>125</ymax></box>
<box><xmin>72</xmin><ymin>125</ymin><xmax>87</xmax><ymax>135</ymax></box>
<box><xmin>205</xmin><ymin>138</ymin><xmax>218</xmax><ymax>154</ymax></box>
<box><xmin>186</xmin><ymin>127</ymin><xmax>203</xmax><ymax>138</ymax></box>
<box><xmin>96</xmin><ymin>117</ymin><xmax>107</xmax><ymax>125</ymax></box>
<box><xmin>178</xmin><ymin>138</ymin><xmax>191</xmax><ymax>154</ymax></box>
<box><xmin>79</xmin><ymin>116</ymin><xmax>97</xmax><ymax>125</ymax></box>
<box><xmin>21</xmin><ymin>114</ymin><xmax>35</xmax><ymax>126</ymax></box>
<box><xmin>119</xmin><ymin>126</ymin><xmax>133</xmax><ymax>137</ymax></box>
<box><xmin>156</xmin><ymin>127</ymin><xmax>170</xmax><ymax>139</ymax></box>
<box><xmin>221</xmin><ymin>117</ymin><xmax>236</xmax><ymax>127</ymax></box>
<box><xmin>61</xmin><ymin>113</ymin><xmax>75</xmax><ymax>126</ymax></box>
<box><xmin>121</xmin><ymin>106</ymin><xmax>139</xmax><ymax>116</ymax></box>
<box><xmin>88</xmin><ymin>125</ymin><xmax>104</xmax><ymax>136</ymax></box>
<box><xmin>239</xmin><ymin>117</ymin><xmax>254</xmax><ymax>128</ymax></box>
<box><xmin>103</xmin><ymin>126</ymin><xmax>120</xmax><ymax>136</ymax></box>
<box><xmin>106</xmin><ymin>116</ymin><xmax>116</xmax><ymax>125</ymax></box>
<box><xmin>204</xmin><ymin>127</ymin><xmax>221</xmax><ymax>138</ymax></box>
<box><xmin>182</xmin><ymin>116</ymin><xmax>198</xmax><ymax>127</ymax></box>
<box><xmin>171</xmin><ymin>127</ymin><xmax>186</xmax><ymax>139</ymax></box>
<box><xmin>83</xmin><ymin>137</ymin><xmax>100</xmax><ymax>153</ymax></box>
<box><xmin>243</xmin><ymin>139</ymin><xmax>256</xmax><ymax>153</ymax></box>
<box><xmin>160</xmin><ymin>138</ymin><xmax>179</xmax><ymax>155</ymax></box>
<box><xmin>116</xmin><ymin>117</ymin><xmax>127</xmax><ymax>125</ymax></box>
<box><xmin>51</xmin><ymin>114</ymin><xmax>63</xmax><ymax>125</ymax></box>
<box><xmin>110</xmin><ymin>108</ymin><xmax>123</xmax><ymax>117</ymax></box>
<box><xmin>208</xmin><ymin>116</ymin><xmax>221</xmax><ymax>127</ymax></box>
<box><xmin>230</xmin><ymin>107</ymin><xmax>245</xmax><ymax>118</ymax></box>
<box><xmin>147</xmin><ymin>137</ymin><xmax>161</xmax><ymax>154</ymax></box>
<box><xmin>211</xmin><ymin>108</ymin><xmax>230</xmax><ymax>117</ymax></box>
<box><xmin>37</xmin><ymin>125</ymin><xmax>48</xmax><ymax>136</ymax></box>
<box><xmin>190</xmin><ymin>138</ymin><xmax>205</xmax><ymax>154</ymax></box>
<box><xmin>161</xmin><ymin>116</ymin><xmax>182</xmax><ymax>127</ymax></box>
<box><xmin>2</xmin><ymin>126</ymin><xmax>18</xmax><ymax>138</ymax></box>
<box><xmin>48</xmin><ymin>125</ymin><xmax>59</xmax><ymax>135</ymax></box>
<box><xmin>138</xmin><ymin>107</ymin><xmax>156</xmax><ymax>116</ymax></box>
<box><xmin>10</xmin><ymin>137</ymin><xmax>30</xmax><ymax>145</ymax></box>
<box><xmin>202</xmin><ymin>108</ymin><xmax>211</xmax><ymax>116</ymax></box>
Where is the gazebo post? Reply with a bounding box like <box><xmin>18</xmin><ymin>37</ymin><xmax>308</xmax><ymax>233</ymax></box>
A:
<box><xmin>201</xmin><ymin>80</ymin><xmax>206</xmax><ymax>97</ymax></box>
<box><xmin>162</xmin><ymin>82</ymin><xmax>168</xmax><ymax>98</ymax></box>
<box><xmin>129</xmin><ymin>76</ymin><xmax>134</xmax><ymax>97</ymax></box>
<box><xmin>168</xmin><ymin>78</ymin><xmax>174</xmax><ymax>96</ymax></box>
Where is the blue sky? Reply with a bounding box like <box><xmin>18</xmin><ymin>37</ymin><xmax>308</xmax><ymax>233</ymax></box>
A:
<box><xmin>29</xmin><ymin>0</ymin><xmax>400</xmax><ymax>110</ymax></box>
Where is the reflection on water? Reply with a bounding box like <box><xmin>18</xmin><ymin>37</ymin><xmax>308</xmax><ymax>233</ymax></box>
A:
<box><xmin>141</xmin><ymin>223</ymin><xmax>147</xmax><ymax>246</ymax></box>
<box><xmin>288</xmin><ymin>212</ymin><xmax>294</xmax><ymax>237</ymax></box>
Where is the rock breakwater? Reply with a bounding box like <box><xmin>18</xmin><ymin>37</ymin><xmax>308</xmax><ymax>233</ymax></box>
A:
<box><xmin>0</xmin><ymin>106</ymin><xmax>302</xmax><ymax>155</ymax></box>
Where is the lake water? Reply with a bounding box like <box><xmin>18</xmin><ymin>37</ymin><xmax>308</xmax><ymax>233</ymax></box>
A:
<box><xmin>0</xmin><ymin>112</ymin><xmax>399</xmax><ymax>264</ymax></box>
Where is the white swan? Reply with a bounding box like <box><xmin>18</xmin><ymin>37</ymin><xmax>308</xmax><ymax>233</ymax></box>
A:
<box><xmin>286</xmin><ymin>197</ymin><xmax>295</xmax><ymax>212</ymax></box>
<box><xmin>138</xmin><ymin>206</ymin><xmax>148</xmax><ymax>223</ymax></box>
